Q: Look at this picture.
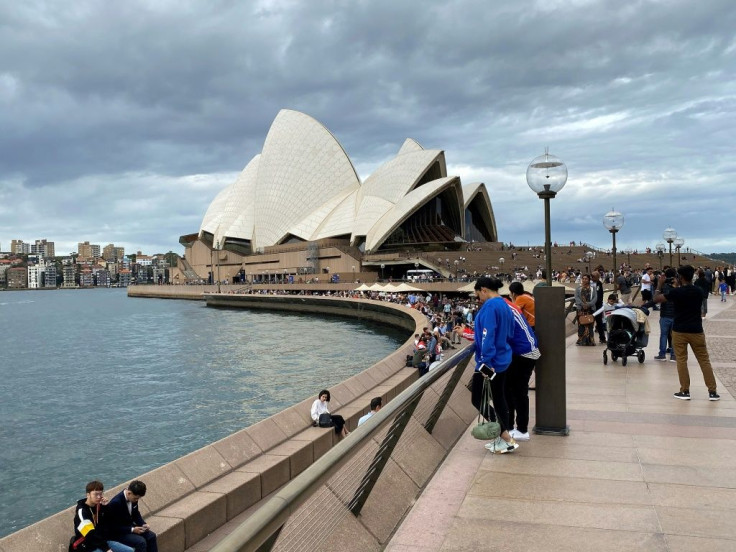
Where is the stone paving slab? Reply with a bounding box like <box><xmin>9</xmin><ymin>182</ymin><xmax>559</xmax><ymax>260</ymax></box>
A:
<box><xmin>387</xmin><ymin>298</ymin><xmax>736</xmax><ymax>551</ymax></box>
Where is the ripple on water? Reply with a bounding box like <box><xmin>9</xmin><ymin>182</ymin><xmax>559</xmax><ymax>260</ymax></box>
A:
<box><xmin>0</xmin><ymin>290</ymin><xmax>406</xmax><ymax>537</ymax></box>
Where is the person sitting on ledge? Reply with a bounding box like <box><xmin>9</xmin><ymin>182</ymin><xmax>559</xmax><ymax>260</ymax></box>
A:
<box><xmin>71</xmin><ymin>480</ymin><xmax>133</xmax><ymax>552</ymax></box>
<box><xmin>358</xmin><ymin>396</ymin><xmax>383</xmax><ymax>426</ymax></box>
<box><xmin>311</xmin><ymin>389</ymin><xmax>349</xmax><ymax>437</ymax></box>
<box><xmin>104</xmin><ymin>480</ymin><xmax>158</xmax><ymax>552</ymax></box>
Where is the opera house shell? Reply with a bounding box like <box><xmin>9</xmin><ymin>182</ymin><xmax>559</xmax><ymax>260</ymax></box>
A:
<box><xmin>197</xmin><ymin>109</ymin><xmax>497</xmax><ymax>257</ymax></box>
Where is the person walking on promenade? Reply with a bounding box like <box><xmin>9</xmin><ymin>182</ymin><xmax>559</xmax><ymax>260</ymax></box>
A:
<box><xmin>654</xmin><ymin>265</ymin><xmax>720</xmax><ymax>401</ymax></box>
<box><xmin>653</xmin><ymin>268</ymin><xmax>677</xmax><ymax>362</ymax></box>
<box><xmin>575</xmin><ymin>274</ymin><xmax>597</xmax><ymax>346</ymax></box>
<box><xmin>695</xmin><ymin>268</ymin><xmax>710</xmax><ymax>318</ymax></box>
<box><xmin>719</xmin><ymin>280</ymin><xmax>728</xmax><ymax>302</ymax></box>
<box><xmin>104</xmin><ymin>480</ymin><xmax>158</xmax><ymax>552</ymax></box>
<box><xmin>71</xmin><ymin>481</ymin><xmax>134</xmax><ymax>552</ymax></box>
<box><xmin>591</xmin><ymin>270</ymin><xmax>606</xmax><ymax>343</ymax></box>
<box><xmin>616</xmin><ymin>269</ymin><xmax>633</xmax><ymax>305</ymax></box>
<box><xmin>472</xmin><ymin>277</ymin><xmax>518</xmax><ymax>454</ymax></box>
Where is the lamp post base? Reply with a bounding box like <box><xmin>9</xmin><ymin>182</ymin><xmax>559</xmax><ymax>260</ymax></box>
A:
<box><xmin>533</xmin><ymin>424</ymin><xmax>570</xmax><ymax>436</ymax></box>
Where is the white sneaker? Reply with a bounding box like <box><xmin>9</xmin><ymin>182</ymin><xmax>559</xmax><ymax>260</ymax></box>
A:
<box><xmin>510</xmin><ymin>429</ymin><xmax>530</xmax><ymax>441</ymax></box>
<box><xmin>484</xmin><ymin>436</ymin><xmax>519</xmax><ymax>454</ymax></box>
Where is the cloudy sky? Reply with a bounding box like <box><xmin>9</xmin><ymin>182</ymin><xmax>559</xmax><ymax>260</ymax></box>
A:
<box><xmin>1</xmin><ymin>0</ymin><xmax>734</xmax><ymax>256</ymax></box>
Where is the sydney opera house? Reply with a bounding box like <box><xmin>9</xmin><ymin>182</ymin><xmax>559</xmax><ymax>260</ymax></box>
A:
<box><xmin>177</xmin><ymin>109</ymin><xmax>497</xmax><ymax>284</ymax></box>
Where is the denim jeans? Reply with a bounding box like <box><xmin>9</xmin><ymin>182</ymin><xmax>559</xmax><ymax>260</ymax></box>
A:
<box><xmin>658</xmin><ymin>317</ymin><xmax>674</xmax><ymax>356</ymax></box>
<box><xmin>90</xmin><ymin>542</ymin><xmax>135</xmax><ymax>552</ymax></box>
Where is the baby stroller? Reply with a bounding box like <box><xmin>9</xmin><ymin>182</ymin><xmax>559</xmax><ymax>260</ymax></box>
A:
<box><xmin>602</xmin><ymin>307</ymin><xmax>649</xmax><ymax>366</ymax></box>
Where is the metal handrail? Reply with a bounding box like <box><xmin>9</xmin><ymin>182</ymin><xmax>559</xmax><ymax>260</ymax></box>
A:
<box><xmin>210</xmin><ymin>345</ymin><xmax>475</xmax><ymax>552</ymax></box>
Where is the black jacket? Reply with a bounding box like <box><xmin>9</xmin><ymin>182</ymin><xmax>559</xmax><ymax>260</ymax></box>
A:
<box><xmin>104</xmin><ymin>490</ymin><xmax>145</xmax><ymax>539</ymax></box>
<box><xmin>72</xmin><ymin>499</ymin><xmax>109</xmax><ymax>551</ymax></box>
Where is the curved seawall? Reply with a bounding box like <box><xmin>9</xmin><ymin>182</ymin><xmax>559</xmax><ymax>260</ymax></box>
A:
<box><xmin>1</xmin><ymin>296</ymin><xmax>436</xmax><ymax>552</ymax></box>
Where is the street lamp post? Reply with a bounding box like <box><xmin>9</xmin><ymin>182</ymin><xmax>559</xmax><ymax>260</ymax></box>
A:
<box><xmin>499</xmin><ymin>257</ymin><xmax>505</xmax><ymax>271</ymax></box>
<box><xmin>674</xmin><ymin>237</ymin><xmax>685</xmax><ymax>267</ymax></box>
<box><xmin>663</xmin><ymin>227</ymin><xmax>677</xmax><ymax>267</ymax></box>
<box><xmin>454</xmin><ymin>259</ymin><xmax>459</xmax><ymax>279</ymax></box>
<box><xmin>585</xmin><ymin>251</ymin><xmax>594</xmax><ymax>274</ymax></box>
<box><xmin>380</xmin><ymin>263</ymin><xmax>385</xmax><ymax>280</ymax></box>
<box><xmin>352</xmin><ymin>265</ymin><xmax>356</xmax><ymax>282</ymax></box>
<box><xmin>527</xmin><ymin>150</ymin><xmax>567</xmax><ymax>286</ymax></box>
<box><xmin>656</xmin><ymin>243</ymin><xmax>665</xmax><ymax>270</ymax></box>
<box><xmin>526</xmin><ymin>149</ymin><xmax>569</xmax><ymax>437</ymax></box>
<box><xmin>603</xmin><ymin>209</ymin><xmax>624</xmax><ymax>275</ymax></box>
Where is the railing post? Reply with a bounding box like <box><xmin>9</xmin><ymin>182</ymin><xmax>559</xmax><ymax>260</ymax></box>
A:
<box><xmin>424</xmin><ymin>356</ymin><xmax>471</xmax><ymax>434</ymax></box>
<box><xmin>348</xmin><ymin>394</ymin><xmax>422</xmax><ymax>516</ymax></box>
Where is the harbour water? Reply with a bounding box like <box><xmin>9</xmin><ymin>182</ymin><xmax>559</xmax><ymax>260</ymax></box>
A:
<box><xmin>0</xmin><ymin>289</ymin><xmax>406</xmax><ymax>537</ymax></box>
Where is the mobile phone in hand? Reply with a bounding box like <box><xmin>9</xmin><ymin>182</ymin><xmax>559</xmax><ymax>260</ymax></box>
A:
<box><xmin>479</xmin><ymin>364</ymin><xmax>496</xmax><ymax>379</ymax></box>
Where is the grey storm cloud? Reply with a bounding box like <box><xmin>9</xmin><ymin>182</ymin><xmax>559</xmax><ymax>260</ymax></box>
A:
<box><xmin>1</xmin><ymin>0</ymin><xmax>735</xmax><ymax>254</ymax></box>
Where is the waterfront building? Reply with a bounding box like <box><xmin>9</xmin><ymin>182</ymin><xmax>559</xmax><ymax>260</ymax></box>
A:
<box><xmin>95</xmin><ymin>269</ymin><xmax>111</xmax><ymax>287</ymax></box>
<box><xmin>118</xmin><ymin>268</ymin><xmax>132</xmax><ymax>287</ymax></box>
<box><xmin>0</xmin><ymin>260</ymin><xmax>10</xmax><ymax>286</ymax></box>
<box><xmin>176</xmin><ymin>109</ymin><xmax>497</xmax><ymax>284</ymax></box>
<box><xmin>7</xmin><ymin>266</ymin><xmax>28</xmax><ymax>288</ymax></box>
<box><xmin>27</xmin><ymin>263</ymin><xmax>43</xmax><ymax>289</ymax></box>
<box><xmin>43</xmin><ymin>264</ymin><xmax>57</xmax><ymax>288</ymax></box>
<box><xmin>152</xmin><ymin>266</ymin><xmax>166</xmax><ymax>284</ymax></box>
<box><xmin>79</xmin><ymin>268</ymin><xmax>94</xmax><ymax>287</ymax></box>
<box><xmin>62</xmin><ymin>264</ymin><xmax>77</xmax><ymax>288</ymax></box>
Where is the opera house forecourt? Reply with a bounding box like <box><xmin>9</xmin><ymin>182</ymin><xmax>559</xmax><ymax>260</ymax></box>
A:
<box><xmin>174</xmin><ymin>109</ymin><xmax>497</xmax><ymax>284</ymax></box>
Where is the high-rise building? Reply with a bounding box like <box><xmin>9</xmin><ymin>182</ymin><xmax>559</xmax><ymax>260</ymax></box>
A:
<box><xmin>102</xmin><ymin>244</ymin><xmax>125</xmax><ymax>262</ymax></box>
<box><xmin>11</xmin><ymin>240</ymin><xmax>31</xmax><ymax>254</ymax></box>
<box><xmin>31</xmin><ymin>239</ymin><xmax>56</xmax><ymax>258</ymax></box>
<box><xmin>77</xmin><ymin>241</ymin><xmax>101</xmax><ymax>260</ymax></box>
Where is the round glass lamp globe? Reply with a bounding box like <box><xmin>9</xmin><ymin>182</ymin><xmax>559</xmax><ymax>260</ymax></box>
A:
<box><xmin>674</xmin><ymin>237</ymin><xmax>685</xmax><ymax>248</ymax></box>
<box><xmin>663</xmin><ymin>228</ymin><xmax>677</xmax><ymax>242</ymax></box>
<box><xmin>603</xmin><ymin>210</ymin><xmax>624</xmax><ymax>232</ymax></box>
<box><xmin>656</xmin><ymin>242</ymin><xmax>665</xmax><ymax>253</ymax></box>
<box><xmin>526</xmin><ymin>153</ymin><xmax>568</xmax><ymax>194</ymax></box>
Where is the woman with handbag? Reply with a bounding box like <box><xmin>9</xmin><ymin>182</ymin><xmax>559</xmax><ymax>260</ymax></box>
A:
<box><xmin>471</xmin><ymin>277</ymin><xmax>519</xmax><ymax>454</ymax></box>
<box><xmin>575</xmin><ymin>274</ymin><xmax>598</xmax><ymax>346</ymax></box>
<box><xmin>310</xmin><ymin>389</ymin><xmax>349</xmax><ymax>437</ymax></box>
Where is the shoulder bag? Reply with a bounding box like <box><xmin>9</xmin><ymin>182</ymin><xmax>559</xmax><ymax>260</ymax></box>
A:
<box><xmin>471</xmin><ymin>376</ymin><xmax>501</xmax><ymax>440</ymax></box>
<box><xmin>578</xmin><ymin>312</ymin><xmax>594</xmax><ymax>325</ymax></box>
<box><xmin>318</xmin><ymin>412</ymin><xmax>334</xmax><ymax>428</ymax></box>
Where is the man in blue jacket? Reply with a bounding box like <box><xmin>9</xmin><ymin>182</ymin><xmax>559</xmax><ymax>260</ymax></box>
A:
<box><xmin>104</xmin><ymin>480</ymin><xmax>158</xmax><ymax>552</ymax></box>
<box><xmin>472</xmin><ymin>277</ymin><xmax>518</xmax><ymax>454</ymax></box>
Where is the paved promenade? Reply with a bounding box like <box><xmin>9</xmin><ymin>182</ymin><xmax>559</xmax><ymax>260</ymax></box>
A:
<box><xmin>387</xmin><ymin>296</ymin><xmax>736</xmax><ymax>552</ymax></box>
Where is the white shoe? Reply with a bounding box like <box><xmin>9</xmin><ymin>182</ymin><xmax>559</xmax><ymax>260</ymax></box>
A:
<box><xmin>484</xmin><ymin>436</ymin><xmax>519</xmax><ymax>454</ymax></box>
<box><xmin>510</xmin><ymin>429</ymin><xmax>530</xmax><ymax>441</ymax></box>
